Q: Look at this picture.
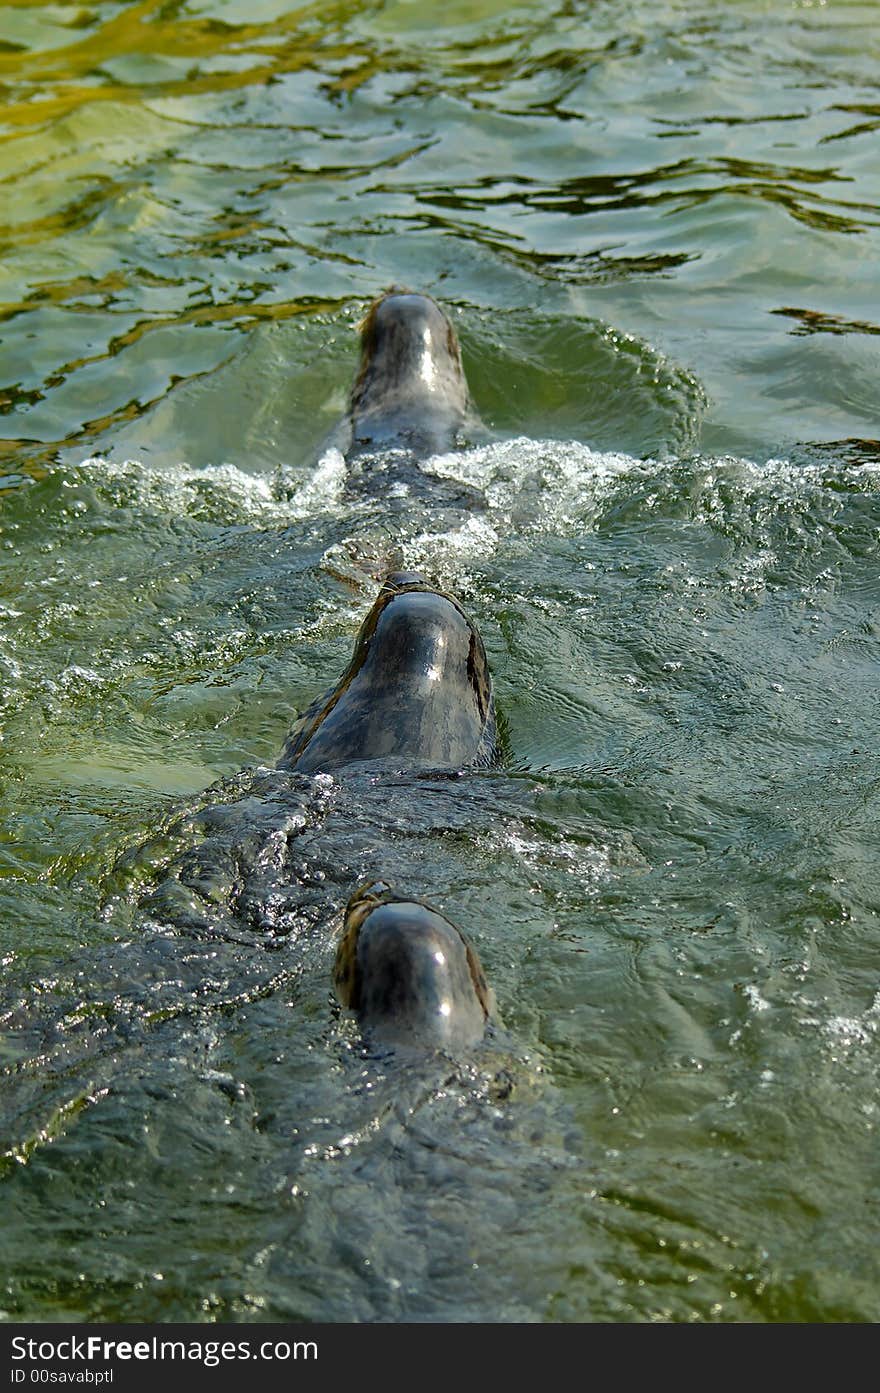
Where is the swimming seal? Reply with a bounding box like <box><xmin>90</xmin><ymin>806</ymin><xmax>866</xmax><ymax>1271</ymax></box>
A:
<box><xmin>335</xmin><ymin>881</ymin><xmax>494</xmax><ymax>1049</ymax></box>
<box><xmin>278</xmin><ymin>571</ymin><xmax>496</xmax><ymax>774</ymax></box>
<box><xmin>347</xmin><ymin>289</ymin><xmax>474</xmax><ymax>460</ymax></box>
<box><xmin>279</xmin><ymin>296</ymin><xmax>498</xmax><ymax>1051</ymax></box>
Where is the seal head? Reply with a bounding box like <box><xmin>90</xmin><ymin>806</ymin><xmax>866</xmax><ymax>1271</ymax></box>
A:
<box><xmin>349</xmin><ymin>289</ymin><xmax>471</xmax><ymax>458</ymax></box>
<box><xmin>335</xmin><ymin>881</ymin><xmax>494</xmax><ymax>1050</ymax></box>
<box><xmin>279</xmin><ymin>572</ymin><xmax>496</xmax><ymax>774</ymax></box>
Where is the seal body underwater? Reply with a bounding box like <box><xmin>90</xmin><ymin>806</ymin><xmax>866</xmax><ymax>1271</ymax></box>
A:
<box><xmin>335</xmin><ymin>881</ymin><xmax>495</xmax><ymax>1050</ymax></box>
<box><xmin>278</xmin><ymin>571</ymin><xmax>496</xmax><ymax>775</ymax></box>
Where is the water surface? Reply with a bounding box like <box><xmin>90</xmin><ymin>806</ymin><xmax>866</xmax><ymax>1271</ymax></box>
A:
<box><xmin>1</xmin><ymin>0</ymin><xmax>879</xmax><ymax>1323</ymax></box>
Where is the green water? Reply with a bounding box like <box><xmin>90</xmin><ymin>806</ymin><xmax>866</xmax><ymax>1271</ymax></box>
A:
<box><xmin>2</xmin><ymin>0</ymin><xmax>880</xmax><ymax>1323</ymax></box>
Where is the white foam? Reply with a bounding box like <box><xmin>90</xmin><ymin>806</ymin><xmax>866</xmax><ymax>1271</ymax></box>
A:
<box><xmin>485</xmin><ymin>821</ymin><xmax>612</xmax><ymax>895</ymax></box>
<box><xmin>78</xmin><ymin>456</ymin><xmax>298</xmax><ymax>523</ymax></box>
<box><xmin>428</xmin><ymin>436</ymin><xmax>644</xmax><ymax>527</ymax></box>
<box><xmin>76</xmin><ymin>438</ymin><xmax>879</xmax><ymax>543</ymax></box>
<box><xmin>743</xmin><ymin>983</ymin><xmax>771</xmax><ymax>1014</ymax></box>
<box><xmin>404</xmin><ymin>512</ymin><xmax>500</xmax><ymax>567</ymax></box>
<box><xmin>283</xmin><ymin>446</ymin><xmax>347</xmax><ymax>518</ymax></box>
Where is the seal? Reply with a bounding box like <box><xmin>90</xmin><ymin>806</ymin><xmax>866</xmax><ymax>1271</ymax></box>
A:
<box><xmin>278</xmin><ymin>571</ymin><xmax>496</xmax><ymax>774</ymax></box>
<box><xmin>335</xmin><ymin>880</ymin><xmax>495</xmax><ymax>1049</ymax></box>
<box><xmin>347</xmin><ymin>288</ymin><xmax>474</xmax><ymax>460</ymax></box>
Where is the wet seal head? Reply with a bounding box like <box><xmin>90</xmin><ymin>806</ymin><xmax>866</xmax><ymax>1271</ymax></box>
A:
<box><xmin>278</xmin><ymin>572</ymin><xmax>496</xmax><ymax>774</ymax></box>
<box><xmin>348</xmin><ymin>288</ymin><xmax>473</xmax><ymax>457</ymax></box>
<box><xmin>335</xmin><ymin>881</ymin><xmax>495</xmax><ymax>1050</ymax></box>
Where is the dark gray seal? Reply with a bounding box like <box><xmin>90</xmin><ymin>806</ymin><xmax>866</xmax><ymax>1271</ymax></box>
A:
<box><xmin>278</xmin><ymin>571</ymin><xmax>496</xmax><ymax>774</ymax></box>
<box><xmin>346</xmin><ymin>288</ymin><xmax>477</xmax><ymax>461</ymax></box>
<box><xmin>335</xmin><ymin>880</ymin><xmax>494</xmax><ymax>1050</ymax></box>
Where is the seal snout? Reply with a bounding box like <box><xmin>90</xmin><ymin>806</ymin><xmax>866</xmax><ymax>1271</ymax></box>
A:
<box><xmin>336</xmin><ymin>882</ymin><xmax>493</xmax><ymax>1049</ymax></box>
